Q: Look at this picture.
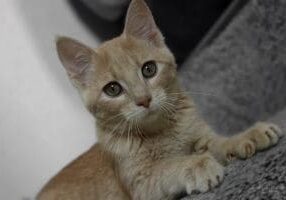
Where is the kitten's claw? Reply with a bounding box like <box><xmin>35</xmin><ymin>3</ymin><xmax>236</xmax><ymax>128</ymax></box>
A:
<box><xmin>233</xmin><ymin>122</ymin><xmax>283</xmax><ymax>159</ymax></box>
<box><xmin>186</xmin><ymin>153</ymin><xmax>224</xmax><ymax>194</ymax></box>
<box><xmin>249</xmin><ymin>122</ymin><xmax>283</xmax><ymax>150</ymax></box>
<box><xmin>226</xmin><ymin>152</ymin><xmax>236</xmax><ymax>162</ymax></box>
<box><xmin>237</xmin><ymin>140</ymin><xmax>255</xmax><ymax>159</ymax></box>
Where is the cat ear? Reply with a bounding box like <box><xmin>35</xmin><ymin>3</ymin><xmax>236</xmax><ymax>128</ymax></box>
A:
<box><xmin>124</xmin><ymin>0</ymin><xmax>164</xmax><ymax>47</ymax></box>
<box><xmin>56</xmin><ymin>36</ymin><xmax>95</xmax><ymax>86</ymax></box>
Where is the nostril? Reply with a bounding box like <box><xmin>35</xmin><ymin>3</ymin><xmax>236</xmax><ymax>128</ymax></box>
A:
<box><xmin>147</xmin><ymin>96</ymin><xmax>152</xmax><ymax>103</ymax></box>
<box><xmin>136</xmin><ymin>96</ymin><xmax>152</xmax><ymax>108</ymax></box>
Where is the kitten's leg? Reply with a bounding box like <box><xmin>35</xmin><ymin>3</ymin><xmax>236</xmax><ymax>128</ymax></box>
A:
<box><xmin>129</xmin><ymin>153</ymin><xmax>223</xmax><ymax>200</ymax></box>
<box><xmin>194</xmin><ymin>122</ymin><xmax>283</xmax><ymax>164</ymax></box>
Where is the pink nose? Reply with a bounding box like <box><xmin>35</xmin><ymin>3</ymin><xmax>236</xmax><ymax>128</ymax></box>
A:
<box><xmin>136</xmin><ymin>96</ymin><xmax>152</xmax><ymax>108</ymax></box>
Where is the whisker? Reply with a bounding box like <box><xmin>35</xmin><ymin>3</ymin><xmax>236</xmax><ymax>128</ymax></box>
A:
<box><xmin>168</xmin><ymin>91</ymin><xmax>219</xmax><ymax>97</ymax></box>
<box><xmin>102</xmin><ymin>113</ymin><xmax>124</xmax><ymax>125</ymax></box>
<box><xmin>104</xmin><ymin>119</ymin><xmax>125</xmax><ymax>151</ymax></box>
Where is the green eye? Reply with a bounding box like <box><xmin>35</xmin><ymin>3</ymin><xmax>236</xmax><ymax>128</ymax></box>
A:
<box><xmin>103</xmin><ymin>81</ymin><xmax>123</xmax><ymax>97</ymax></box>
<box><xmin>142</xmin><ymin>61</ymin><xmax>157</xmax><ymax>78</ymax></box>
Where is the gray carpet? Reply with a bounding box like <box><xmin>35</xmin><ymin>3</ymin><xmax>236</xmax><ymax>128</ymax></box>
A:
<box><xmin>180</xmin><ymin>0</ymin><xmax>286</xmax><ymax>199</ymax></box>
<box><xmin>180</xmin><ymin>0</ymin><xmax>286</xmax><ymax>136</ymax></box>
<box><xmin>183</xmin><ymin>110</ymin><xmax>286</xmax><ymax>200</ymax></box>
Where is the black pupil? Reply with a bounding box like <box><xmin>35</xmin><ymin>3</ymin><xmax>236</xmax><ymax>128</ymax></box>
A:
<box><xmin>104</xmin><ymin>82</ymin><xmax>122</xmax><ymax>97</ymax></box>
<box><xmin>146</xmin><ymin>66</ymin><xmax>153</xmax><ymax>73</ymax></box>
<box><xmin>143</xmin><ymin>61</ymin><xmax>156</xmax><ymax>78</ymax></box>
<box><xmin>110</xmin><ymin>85</ymin><xmax>117</xmax><ymax>92</ymax></box>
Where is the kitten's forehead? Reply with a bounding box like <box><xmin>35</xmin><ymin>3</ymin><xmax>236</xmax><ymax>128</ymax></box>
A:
<box><xmin>95</xmin><ymin>36</ymin><xmax>153</xmax><ymax>80</ymax></box>
<box><xmin>91</xmin><ymin>35</ymin><xmax>175</xmax><ymax>88</ymax></box>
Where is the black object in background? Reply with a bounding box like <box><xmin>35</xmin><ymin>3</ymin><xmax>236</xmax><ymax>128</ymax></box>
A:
<box><xmin>69</xmin><ymin>0</ymin><xmax>233</xmax><ymax>65</ymax></box>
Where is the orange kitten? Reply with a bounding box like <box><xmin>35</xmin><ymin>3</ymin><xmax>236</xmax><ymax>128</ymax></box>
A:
<box><xmin>37</xmin><ymin>0</ymin><xmax>283</xmax><ymax>199</ymax></box>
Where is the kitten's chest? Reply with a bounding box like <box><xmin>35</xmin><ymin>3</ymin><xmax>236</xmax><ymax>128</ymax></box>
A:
<box><xmin>139</xmin><ymin>129</ymin><xmax>193</xmax><ymax>160</ymax></box>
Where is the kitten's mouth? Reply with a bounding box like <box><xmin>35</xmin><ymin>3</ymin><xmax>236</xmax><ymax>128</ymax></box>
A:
<box><xmin>137</xmin><ymin>106</ymin><xmax>161</xmax><ymax>121</ymax></box>
<box><xmin>124</xmin><ymin>103</ymin><xmax>162</xmax><ymax>123</ymax></box>
<box><xmin>148</xmin><ymin>105</ymin><xmax>158</xmax><ymax>113</ymax></box>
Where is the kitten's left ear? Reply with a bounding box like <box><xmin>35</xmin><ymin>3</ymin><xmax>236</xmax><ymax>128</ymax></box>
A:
<box><xmin>124</xmin><ymin>0</ymin><xmax>164</xmax><ymax>47</ymax></box>
<box><xmin>56</xmin><ymin>36</ymin><xmax>95</xmax><ymax>87</ymax></box>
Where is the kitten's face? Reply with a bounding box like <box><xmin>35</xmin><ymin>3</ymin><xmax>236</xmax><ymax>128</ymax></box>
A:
<box><xmin>56</xmin><ymin>0</ymin><xmax>177</xmax><ymax>127</ymax></box>
<box><xmin>87</xmin><ymin>36</ymin><xmax>176</xmax><ymax>124</ymax></box>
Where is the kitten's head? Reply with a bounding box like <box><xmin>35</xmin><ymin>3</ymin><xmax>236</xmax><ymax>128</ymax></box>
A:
<box><xmin>56</xmin><ymin>0</ymin><xmax>178</xmax><ymax>131</ymax></box>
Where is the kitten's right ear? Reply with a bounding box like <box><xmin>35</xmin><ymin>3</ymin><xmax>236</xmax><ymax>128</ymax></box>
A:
<box><xmin>56</xmin><ymin>36</ymin><xmax>94</xmax><ymax>86</ymax></box>
<box><xmin>124</xmin><ymin>0</ymin><xmax>164</xmax><ymax>47</ymax></box>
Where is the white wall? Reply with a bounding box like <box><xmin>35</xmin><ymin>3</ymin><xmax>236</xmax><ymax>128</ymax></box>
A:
<box><xmin>0</xmin><ymin>1</ymin><xmax>99</xmax><ymax>199</ymax></box>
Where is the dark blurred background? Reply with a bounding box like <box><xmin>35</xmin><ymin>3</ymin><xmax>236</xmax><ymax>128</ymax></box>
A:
<box><xmin>69</xmin><ymin>0</ymin><xmax>235</xmax><ymax>65</ymax></box>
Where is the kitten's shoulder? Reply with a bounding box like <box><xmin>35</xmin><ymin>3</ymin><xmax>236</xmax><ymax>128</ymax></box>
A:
<box><xmin>37</xmin><ymin>144</ymin><xmax>130</xmax><ymax>200</ymax></box>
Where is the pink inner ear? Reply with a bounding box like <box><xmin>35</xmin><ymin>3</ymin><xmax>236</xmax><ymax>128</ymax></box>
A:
<box><xmin>146</xmin><ymin>29</ymin><xmax>158</xmax><ymax>41</ymax></box>
<box><xmin>63</xmin><ymin>52</ymin><xmax>90</xmax><ymax>79</ymax></box>
<box><xmin>73</xmin><ymin>53</ymin><xmax>90</xmax><ymax>75</ymax></box>
<box><xmin>56</xmin><ymin>37</ymin><xmax>94</xmax><ymax>81</ymax></box>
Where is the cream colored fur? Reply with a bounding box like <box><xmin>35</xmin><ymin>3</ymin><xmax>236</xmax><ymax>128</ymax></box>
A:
<box><xmin>37</xmin><ymin>0</ymin><xmax>284</xmax><ymax>199</ymax></box>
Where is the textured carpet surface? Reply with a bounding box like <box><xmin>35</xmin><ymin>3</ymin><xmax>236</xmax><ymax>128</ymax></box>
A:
<box><xmin>179</xmin><ymin>0</ymin><xmax>286</xmax><ymax>199</ymax></box>
<box><xmin>180</xmin><ymin>0</ymin><xmax>286</xmax><ymax>136</ymax></box>
<box><xmin>77</xmin><ymin>0</ymin><xmax>233</xmax><ymax>64</ymax></box>
<box><xmin>183</xmin><ymin>109</ymin><xmax>286</xmax><ymax>200</ymax></box>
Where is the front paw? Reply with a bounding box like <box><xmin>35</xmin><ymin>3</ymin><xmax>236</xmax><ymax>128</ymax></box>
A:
<box><xmin>247</xmin><ymin>122</ymin><xmax>283</xmax><ymax>149</ymax></box>
<box><xmin>231</xmin><ymin>122</ymin><xmax>283</xmax><ymax>159</ymax></box>
<box><xmin>185</xmin><ymin>153</ymin><xmax>224</xmax><ymax>194</ymax></box>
